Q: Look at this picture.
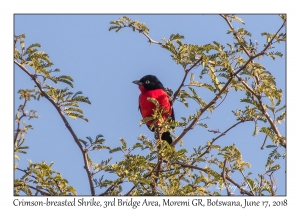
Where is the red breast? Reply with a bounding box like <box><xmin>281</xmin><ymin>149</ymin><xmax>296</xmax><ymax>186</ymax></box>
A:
<box><xmin>139</xmin><ymin>88</ymin><xmax>172</xmax><ymax>125</ymax></box>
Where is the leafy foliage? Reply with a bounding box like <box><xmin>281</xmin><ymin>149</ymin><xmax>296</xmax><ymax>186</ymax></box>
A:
<box><xmin>15</xmin><ymin>161</ymin><xmax>76</xmax><ymax>196</ymax></box>
<box><xmin>14</xmin><ymin>34</ymin><xmax>90</xmax><ymax>122</ymax></box>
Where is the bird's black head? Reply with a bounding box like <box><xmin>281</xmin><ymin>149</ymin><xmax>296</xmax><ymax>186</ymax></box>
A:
<box><xmin>133</xmin><ymin>75</ymin><xmax>164</xmax><ymax>90</ymax></box>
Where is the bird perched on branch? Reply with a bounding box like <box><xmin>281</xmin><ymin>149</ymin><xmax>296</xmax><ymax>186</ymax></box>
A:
<box><xmin>133</xmin><ymin>75</ymin><xmax>175</xmax><ymax>144</ymax></box>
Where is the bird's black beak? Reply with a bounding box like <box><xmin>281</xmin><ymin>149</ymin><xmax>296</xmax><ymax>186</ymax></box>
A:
<box><xmin>132</xmin><ymin>80</ymin><xmax>143</xmax><ymax>86</ymax></box>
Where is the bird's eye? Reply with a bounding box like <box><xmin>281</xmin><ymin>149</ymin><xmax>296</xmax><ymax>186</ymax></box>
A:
<box><xmin>145</xmin><ymin>80</ymin><xmax>150</xmax><ymax>84</ymax></box>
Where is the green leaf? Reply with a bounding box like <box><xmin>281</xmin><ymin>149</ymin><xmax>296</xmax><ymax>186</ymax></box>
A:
<box><xmin>110</xmin><ymin>147</ymin><xmax>122</xmax><ymax>153</ymax></box>
<box><xmin>231</xmin><ymin>15</ymin><xmax>245</xmax><ymax>24</ymax></box>
<box><xmin>275</xmin><ymin>105</ymin><xmax>286</xmax><ymax>113</ymax></box>
<box><xmin>279</xmin><ymin>14</ymin><xmax>286</xmax><ymax>21</ymax></box>
<box><xmin>119</xmin><ymin>138</ymin><xmax>127</xmax><ymax>150</ymax></box>
<box><xmin>14</xmin><ymin>153</ymin><xmax>20</xmax><ymax>161</ymax></box>
<box><xmin>139</xmin><ymin>178</ymin><xmax>151</xmax><ymax>185</ymax></box>
<box><xmin>133</xmin><ymin>143</ymin><xmax>144</xmax><ymax>149</ymax></box>
<box><xmin>64</xmin><ymin>107</ymin><xmax>84</xmax><ymax>114</ymax></box>
<box><xmin>79</xmin><ymin>139</ymin><xmax>88</xmax><ymax>147</ymax></box>
<box><xmin>208</xmin><ymin>66</ymin><xmax>222</xmax><ymax>91</ymax></box>
<box><xmin>169</xmin><ymin>33</ymin><xmax>185</xmax><ymax>41</ymax></box>
<box><xmin>67</xmin><ymin>186</ymin><xmax>77</xmax><ymax>195</ymax></box>
<box><xmin>246</xmin><ymin>178</ymin><xmax>255</xmax><ymax>189</ymax></box>
<box><xmin>253</xmin><ymin>123</ymin><xmax>259</xmax><ymax>136</ymax></box>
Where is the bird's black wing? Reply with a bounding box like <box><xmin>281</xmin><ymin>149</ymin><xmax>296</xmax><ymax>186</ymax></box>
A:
<box><xmin>169</xmin><ymin>101</ymin><xmax>175</xmax><ymax>129</ymax></box>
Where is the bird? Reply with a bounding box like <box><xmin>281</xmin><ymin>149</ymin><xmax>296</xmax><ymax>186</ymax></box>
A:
<box><xmin>132</xmin><ymin>75</ymin><xmax>175</xmax><ymax>144</ymax></box>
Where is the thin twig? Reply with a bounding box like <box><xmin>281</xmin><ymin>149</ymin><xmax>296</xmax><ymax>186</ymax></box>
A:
<box><xmin>267</xmin><ymin>172</ymin><xmax>276</xmax><ymax>196</ymax></box>
<box><xmin>214</xmin><ymin>91</ymin><xmax>228</xmax><ymax>110</ymax></box>
<box><xmin>28</xmin><ymin>185</ymin><xmax>51</xmax><ymax>196</ymax></box>
<box><xmin>171</xmin><ymin>161</ymin><xmax>208</xmax><ymax>173</ymax></box>
<box><xmin>171</xmin><ymin>57</ymin><xmax>203</xmax><ymax>105</ymax></box>
<box><xmin>221</xmin><ymin>160</ymin><xmax>231</xmax><ymax>196</ymax></box>
<box><xmin>16</xmin><ymin>167</ymin><xmax>37</xmax><ymax>179</ymax></box>
<box><xmin>200</xmin><ymin>119</ymin><xmax>253</xmax><ymax>158</ymax></box>
<box><xmin>261</xmin><ymin>135</ymin><xmax>268</xmax><ymax>150</ymax></box>
<box><xmin>14</xmin><ymin>99</ymin><xmax>28</xmax><ymax>144</ymax></box>
<box><xmin>141</xmin><ymin>31</ymin><xmax>162</xmax><ymax>45</ymax></box>
<box><xmin>125</xmin><ymin>185</ymin><xmax>136</xmax><ymax>196</ymax></box>
<box><xmin>240</xmin><ymin>170</ymin><xmax>255</xmax><ymax>195</ymax></box>
<box><xmin>140</xmin><ymin>183</ymin><xmax>151</xmax><ymax>194</ymax></box>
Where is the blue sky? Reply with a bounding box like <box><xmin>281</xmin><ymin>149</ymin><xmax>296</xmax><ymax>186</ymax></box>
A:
<box><xmin>14</xmin><ymin>14</ymin><xmax>286</xmax><ymax>195</ymax></box>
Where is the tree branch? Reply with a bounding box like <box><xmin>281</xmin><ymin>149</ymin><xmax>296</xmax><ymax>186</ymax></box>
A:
<box><xmin>141</xmin><ymin>31</ymin><xmax>162</xmax><ymax>45</ymax></box>
<box><xmin>14</xmin><ymin>60</ymin><xmax>96</xmax><ymax>195</ymax></box>
<box><xmin>225</xmin><ymin>175</ymin><xmax>253</xmax><ymax>196</ymax></box>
